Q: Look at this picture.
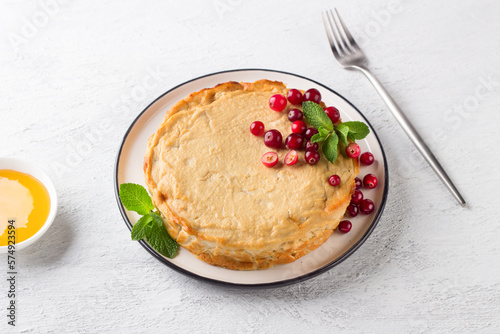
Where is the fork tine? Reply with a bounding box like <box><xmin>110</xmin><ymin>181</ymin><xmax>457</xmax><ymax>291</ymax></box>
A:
<box><xmin>326</xmin><ymin>10</ymin><xmax>350</xmax><ymax>56</ymax></box>
<box><xmin>322</xmin><ymin>12</ymin><xmax>342</xmax><ymax>59</ymax></box>
<box><xmin>333</xmin><ymin>9</ymin><xmax>360</xmax><ymax>50</ymax></box>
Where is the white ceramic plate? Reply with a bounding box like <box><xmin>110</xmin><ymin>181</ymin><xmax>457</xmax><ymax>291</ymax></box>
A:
<box><xmin>114</xmin><ymin>69</ymin><xmax>388</xmax><ymax>288</ymax></box>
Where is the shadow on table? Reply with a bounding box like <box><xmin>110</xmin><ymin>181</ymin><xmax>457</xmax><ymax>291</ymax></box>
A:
<box><xmin>206</xmin><ymin>199</ymin><xmax>406</xmax><ymax>299</ymax></box>
<box><xmin>18</xmin><ymin>209</ymin><xmax>74</xmax><ymax>266</ymax></box>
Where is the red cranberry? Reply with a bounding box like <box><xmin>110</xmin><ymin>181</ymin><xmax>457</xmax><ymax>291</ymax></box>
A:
<box><xmin>325</xmin><ymin>106</ymin><xmax>340</xmax><ymax>124</ymax></box>
<box><xmin>264</xmin><ymin>129</ymin><xmax>282</xmax><ymax>149</ymax></box>
<box><xmin>360</xmin><ymin>152</ymin><xmax>374</xmax><ymax>166</ymax></box>
<box><xmin>360</xmin><ymin>199</ymin><xmax>375</xmax><ymax>214</ymax></box>
<box><xmin>305</xmin><ymin>150</ymin><xmax>320</xmax><ymax>165</ymax></box>
<box><xmin>303</xmin><ymin>88</ymin><xmax>322</xmax><ymax>104</ymax></box>
<box><xmin>338</xmin><ymin>220</ymin><xmax>352</xmax><ymax>233</ymax></box>
<box><xmin>261</xmin><ymin>152</ymin><xmax>278</xmax><ymax>168</ymax></box>
<box><xmin>305</xmin><ymin>140</ymin><xmax>318</xmax><ymax>151</ymax></box>
<box><xmin>346</xmin><ymin>203</ymin><xmax>359</xmax><ymax>217</ymax></box>
<box><xmin>354</xmin><ymin>177</ymin><xmax>362</xmax><ymax>190</ymax></box>
<box><xmin>287</xmin><ymin>108</ymin><xmax>303</xmax><ymax>122</ymax></box>
<box><xmin>304</xmin><ymin>128</ymin><xmax>319</xmax><ymax>140</ymax></box>
<box><xmin>346</xmin><ymin>142</ymin><xmax>361</xmax><ymax>159</ymax></box>
<box><xmin>328</xmin><ymin>175</ymin><xmax>341</xmax><ymax>186</ymax></box>
<box><xmin>287</xmin><ymin>89</ymin><xmax>303</xmax><ymax>105</ymax></box>
<box><xmin>351</xmin><ymin>190</ymin><xmax>363</xmax><ymax>205</ymax></box>
<box><xmin>269</xmin><ymin>94</ymin><xmax>287</xmax><ymax>112</ymax></box>
<box><xmin>250</xmin><ymin>121</ymin><xmax>265</xmax><ymax>136</ymax></box>
<box><xmin>285</xmin><ymin>133</ymin><xmax>304</xmax><ymax>149</ymax></box>
<box><xmin>363</xmin><ymin>174</ymin><xmax>378</xmax><ymax>189</ymax></box>
<box><xmin>291</xmin><ymin>120</ymin><xmax>307</xmax><ymax>134</ymax></box>
<box><xmin>284</xmin><ymin>150</ymin><xmax>298</xmax><ymax>166</ymax></box>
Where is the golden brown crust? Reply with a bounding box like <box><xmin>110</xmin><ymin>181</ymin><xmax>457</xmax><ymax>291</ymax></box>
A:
<box><xmin>144</xmin><ymin>80</ymin><xmax>359</xmax><ymax>270</ymax></box>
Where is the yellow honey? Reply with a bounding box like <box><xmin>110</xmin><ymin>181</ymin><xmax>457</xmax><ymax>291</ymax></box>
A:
<box><xmin>0</xmin><ymin>170</ymin><xmax>50</xmax><ymax>246</ymax></box>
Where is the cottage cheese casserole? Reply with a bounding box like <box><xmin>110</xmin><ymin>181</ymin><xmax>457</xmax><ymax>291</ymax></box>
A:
<box><xmin>144</xmin><ymin>80</ymin><xmax>359</xmax><ymax>270</ymax></box>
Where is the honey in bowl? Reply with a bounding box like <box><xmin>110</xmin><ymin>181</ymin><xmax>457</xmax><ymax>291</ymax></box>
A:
<box><xmin>0</xmin><ymin>170</ymin><xmax>51</xmax><ymax>246</ymax></box>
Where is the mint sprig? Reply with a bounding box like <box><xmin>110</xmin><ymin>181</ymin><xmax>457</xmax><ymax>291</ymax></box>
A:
<box><xmin>119</xmin><ymin>183</ymin><xmax>178</xmax><ymax>258</ymax></box>
<box><xmin>302</xmin><ymin>101</ymin><xmax>370</xmax><ymax>164</ymax></box>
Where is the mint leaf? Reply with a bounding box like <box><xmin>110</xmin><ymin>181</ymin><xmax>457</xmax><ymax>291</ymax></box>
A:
<box><xmin>119</xmin><ymin>183</ymin><xmax>154</xmax><ymax>215</ymax></box>
<box><xmin>341</xmin><ymin>121</ymin><xmax>370</xmax><ymax>140</ymax></box>
<box><xmin>311</xmin><ymin>132</ymin><xmax>329</xmax><ymax>144</ymax></box>
<box><xmin>335</xmin><ymin>123</ymin><xmax>349</xmax><ymax>146</ymax></box>
<box><xmin>322</xmin><ymin>131</ymin><xmax>339</xmax><ymax>164</ymax></box>
<box><xmin>148</xmin><ymin>212</ymin><xmax>178</xmax><ymax>258</ymax></box>
<box><xmin>302</xmin><ymin>101</ymin><xmax>334</xmax><ymax>132</ymax></box>
<box><xmin>131</xmin><ymin>214</ymin><xmax>153</xmax><ymax>241</ymax></box>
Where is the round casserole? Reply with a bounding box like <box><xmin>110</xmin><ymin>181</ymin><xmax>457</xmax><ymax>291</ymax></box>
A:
<box><xmin>144</xmin><ymin>80</ymin><xmax>358</xmax><ymax>270</ymax></box>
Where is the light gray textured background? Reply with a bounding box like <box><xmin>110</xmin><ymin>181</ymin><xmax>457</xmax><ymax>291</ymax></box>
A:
<box><xmin>1</xmin><ymin>0</ymin><xmax>500</xmax><ymax>333</ymax></box>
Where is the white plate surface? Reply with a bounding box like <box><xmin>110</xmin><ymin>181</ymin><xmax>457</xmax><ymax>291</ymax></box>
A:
<box><xmin>114</xmin><ymin>69</ymin><xmax>388</xmax><ymax>287</ymax></box>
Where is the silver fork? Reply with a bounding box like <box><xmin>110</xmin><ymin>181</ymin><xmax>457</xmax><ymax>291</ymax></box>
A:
<box><xmin>322</xmin><ymin>9</ymin><xmax>466</xmax><ymax>206</ymax></box>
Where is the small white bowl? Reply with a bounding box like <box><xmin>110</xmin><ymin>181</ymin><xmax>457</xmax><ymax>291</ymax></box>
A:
<box><xmin>0</xmin><ymin>157</ymin><xmax>58</xmax><ymax>252</ymax></box>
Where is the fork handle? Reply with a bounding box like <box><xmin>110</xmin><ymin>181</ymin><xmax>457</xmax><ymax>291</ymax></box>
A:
<box><xmin>353</xmin><ymin>65</ymin><xmax>466</xmax><ymax>205</ymax></box>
